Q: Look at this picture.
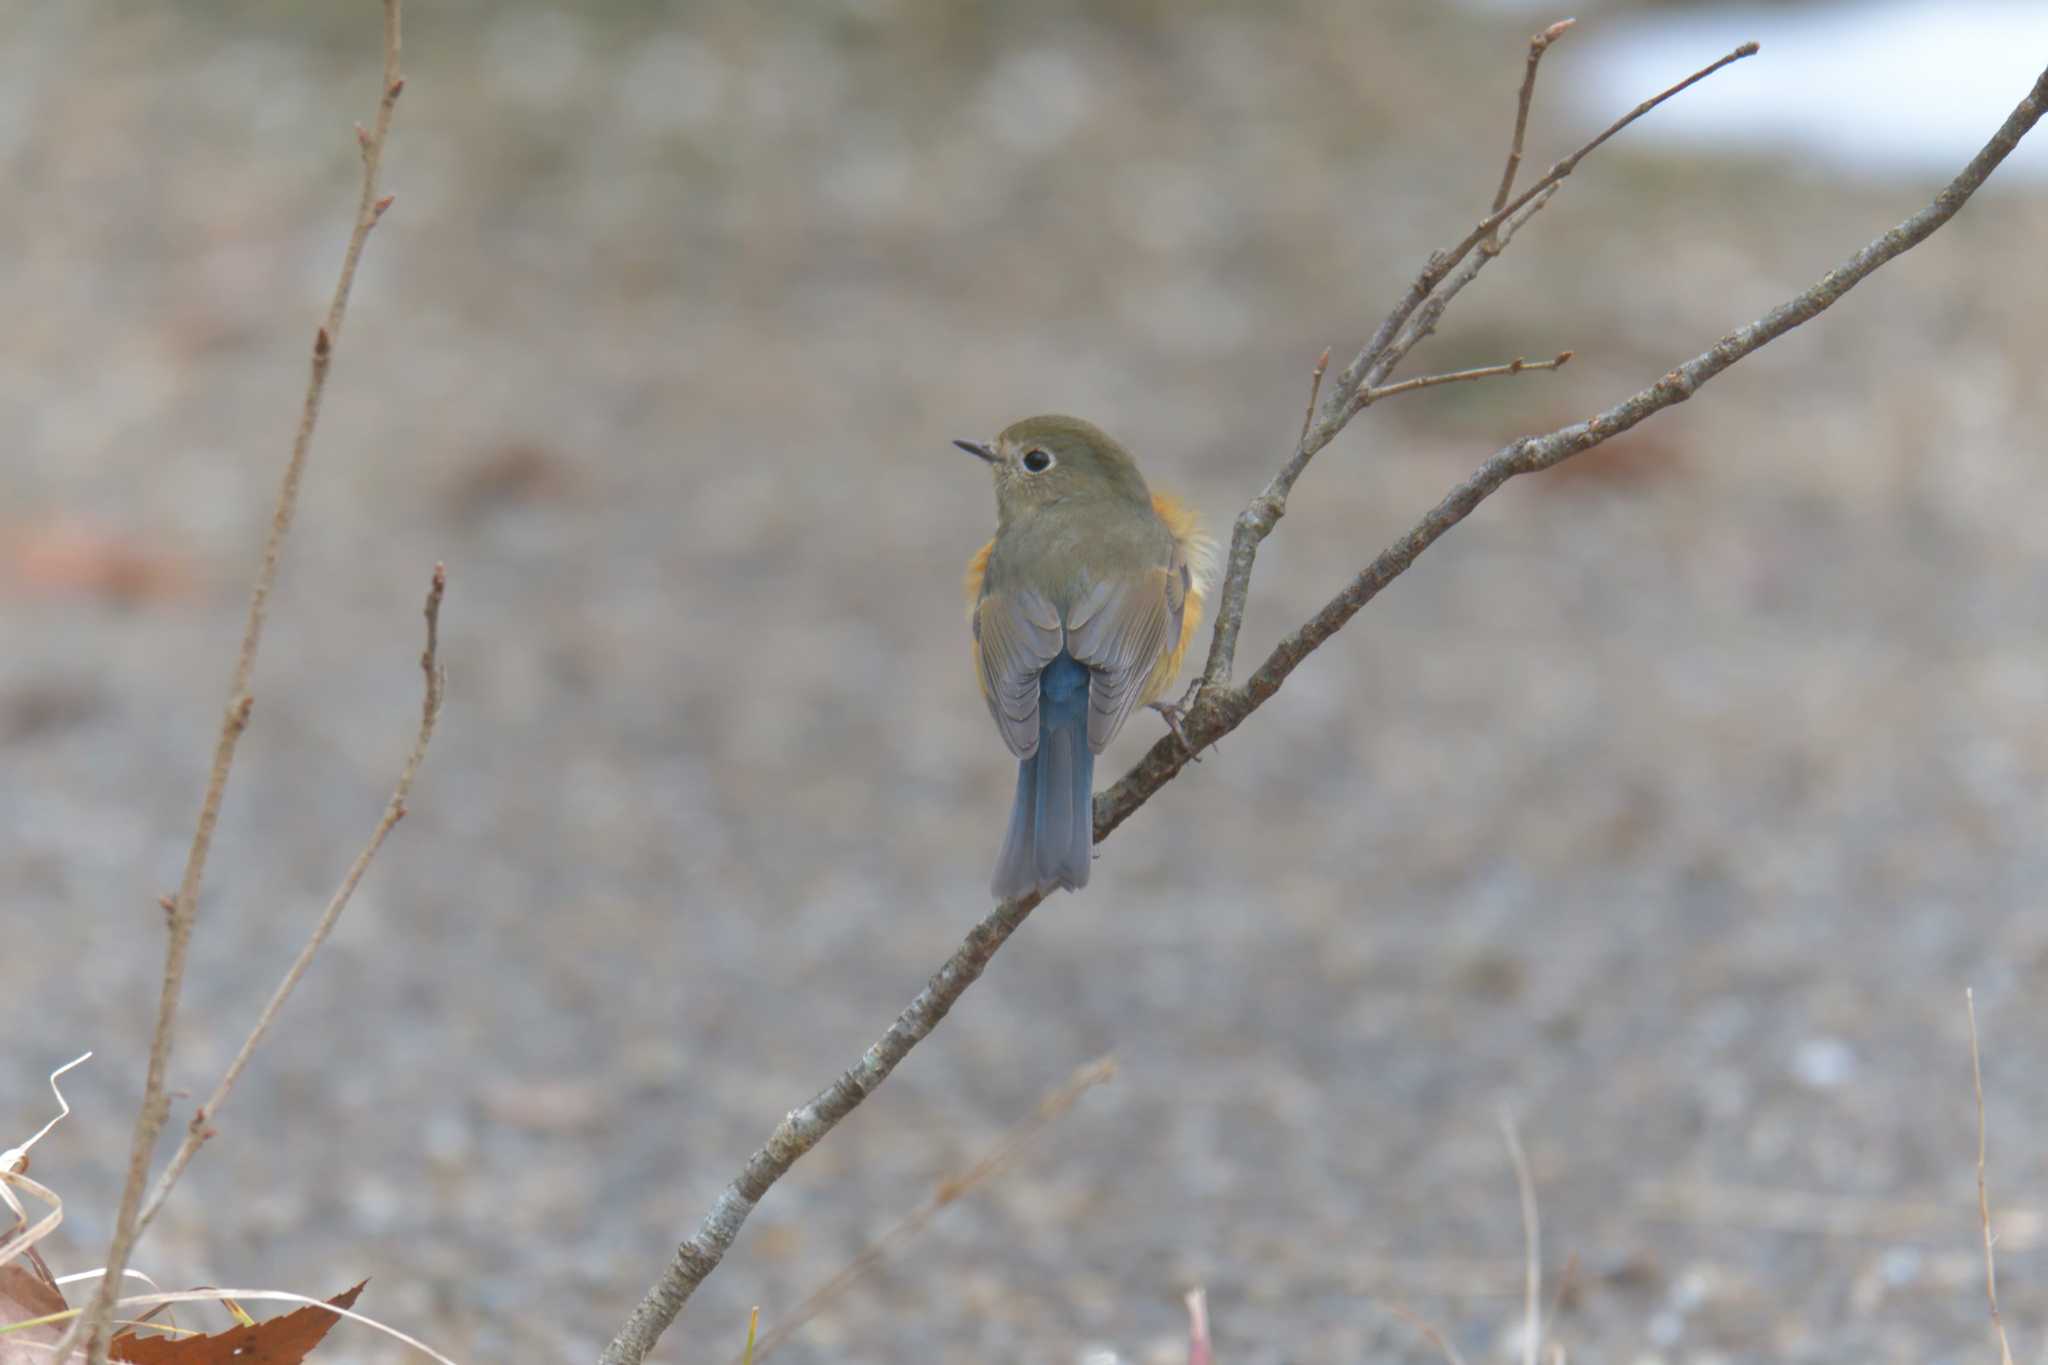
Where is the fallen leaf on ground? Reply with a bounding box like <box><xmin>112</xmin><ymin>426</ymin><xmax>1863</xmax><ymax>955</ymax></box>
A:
<box><xmin>111</xmin><ymin>1281</ymin><xmax>366</xmax><ymax>1365</ymax></box>
<box><xmin>0</xmin><ymin>1240</ymin><xmax>69</xmax><ymax>1365</ymax></box>
<box><xmin>2</xmin><ymin>522</ymin><xmax>194</xmax><ymax>603</ymax></box>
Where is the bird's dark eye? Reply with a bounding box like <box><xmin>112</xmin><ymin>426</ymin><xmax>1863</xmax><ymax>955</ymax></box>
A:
<box><xmin>1022</xmin><ymin>448</ymin><xmax>1053</xmax><ymax>473</ymax></box>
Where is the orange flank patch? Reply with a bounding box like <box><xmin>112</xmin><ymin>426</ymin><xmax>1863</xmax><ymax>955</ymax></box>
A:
<box><xmin>963</xmin><ymin>537</ymin><xmax>994</xmax><ymax>616</ymax></box>
<box><xmin>1150</xmin><ymin>490</ymin><xmax>1213</xmax><ymax>697</ymax></box>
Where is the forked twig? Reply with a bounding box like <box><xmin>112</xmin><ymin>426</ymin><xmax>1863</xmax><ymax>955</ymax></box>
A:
<box><xmin>1199</xmin><ymin>40</ymin><xmax>1759</xmax><ymax>698</ymax></box>
<box><xmin>1321</xmin><ymin>41</ymin><xmax>1760</xmax><ymax>432</ymax></box>
<box><xmin>1492</xmin><ymin>19</ymin><xmax>1578</xmax><ymax>217</ymax></box>
<box><xmin>1383</xmin><ymin>186</ymin><xmax>1561</xmax><ymax>390</ymax></box>
<box><xmin>599</xmin><ymin>48</ymin><xmax>2048</xmax><ymax>1365</ymax></box>
<box><xmin>65</xmin><ymin>5</ymin><xmax>408</xmax><ymax>1361</ymax></box>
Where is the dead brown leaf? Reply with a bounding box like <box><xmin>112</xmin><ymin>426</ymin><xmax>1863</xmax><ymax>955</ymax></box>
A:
<box><xmin>0</xmin><ymin>1240</ymin><xmax>69</xmax><ymax>1365</ymax></box>
<box><xmin>110</xmin><ymin>1282</ymin><xmax>366</xmax><ymax>1365</ymax></box>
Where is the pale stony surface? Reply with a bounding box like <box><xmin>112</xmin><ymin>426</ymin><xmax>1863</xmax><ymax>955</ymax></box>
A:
<box><xmin>5</xmin><ymin>4</ymin><xmax>2048</xmax><ymax>1363</ymax></box>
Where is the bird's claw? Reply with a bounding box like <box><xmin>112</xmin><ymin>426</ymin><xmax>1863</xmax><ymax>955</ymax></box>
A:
<box><xmin>1150</xmin><ymin>697</ymin><xmax>1200</xmax><ymax>761</ymax></box>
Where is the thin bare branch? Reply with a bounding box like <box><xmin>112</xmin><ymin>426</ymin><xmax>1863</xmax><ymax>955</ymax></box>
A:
<box><xmin>1356</xmin><ymin>352</ymin><xmax>1572</xmax><ymax>410</ymax></box>
<box><xmin>129</xmin><ymin>565</ymin><xmax>446</xmax><ymax>1243</ymax></box>
<box><xmin>599</xmin><ymin>888</ymin><xmax>1045</xmax><ymax>1365</ymax></box>
<box><xmin>1195</xmin><ymin>42</ymin><xmax>1759</xmax><ymax>697</ymax></box>
<box><xmin>1201</xmin><ymin>342</ymin><xmax>1331</xmax><ymax>692</ymax></box>
<box><xmin>1385</xmin><ymin>186</ymin><xmax>1560</xmax><ymax>387</ymax></box>
<box><xmin>598</xmin><ymin>56</ymin><xmax>2048</xmax><ymax>1365</ymax></box>
<box><xmin>1492</xmin><ymin>19</ymin><xmax>1577</xmax><ymax>216</ymax></box>
<box><xmin>1196</xmin><ymin>182</ymin><xmax>1558</xmax><ymax>698</ymax></box>
<box><xmin>1218</xmin><ymin>71</ymin><xmax>2045</xmax><ymax>725</ymax></box>
<box><xmin>736</xmin><ymin>1057</ymin><xmax>1116</xmax><ymax>1363</ymax></box>
<box><xmin>1968</xmin><ymin>989</ymin><xmax>2019</xmax><ymax>1365</ymax></box>
<box><xmin>1322</xmin><ymin>40</ymin><xmax>1759</xmax><ymax>427</ymax></box>
<box><xmin>66</xmin><ymin>6</ymin><xmax>405</xmax><ymax>1362</ymax></box>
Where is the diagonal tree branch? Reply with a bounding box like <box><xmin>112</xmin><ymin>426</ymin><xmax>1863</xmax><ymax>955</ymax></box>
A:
<box><xmin>1197</xmin><ymin>179</ymin><xmax>1561</xmax><ymax>698</ymax></box>
<box><xmin>599</xmin><ymin>46</ymin><xmax>2048</xmax><ymax>1365</ymax></box>
<box><xmin>1105</xmin><ymin>57</ymin><xmax>2048</xmax><ymax>838</ymax></box>
<box><xmin>64</xmin><ymin>5</ymin><xmax>407</xmax><ymax>1362</ymax></box>
<box><xmin>733</xmin><ymin>1056</ymin><xmax>1118</xmax><ymax>1364</ymax></box>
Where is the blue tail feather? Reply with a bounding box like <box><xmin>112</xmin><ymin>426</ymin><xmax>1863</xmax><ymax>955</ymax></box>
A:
<box><xmin>991</xmin><ymin>652</ymin><xmax>1094</xmax><ymax>899</ymax></box>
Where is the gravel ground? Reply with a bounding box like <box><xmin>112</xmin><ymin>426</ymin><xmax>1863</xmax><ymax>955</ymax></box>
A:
<box><xmin>6</xmin><ymin>3</ymin><xmax>2048</xmax><ymax>1362</ymax></box>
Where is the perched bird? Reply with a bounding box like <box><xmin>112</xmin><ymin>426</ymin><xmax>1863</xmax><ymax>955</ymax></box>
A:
<box><xmin>957</xmin><ymin>415</ymin><xmax>1213</xmax><ymax>900</ymax></box>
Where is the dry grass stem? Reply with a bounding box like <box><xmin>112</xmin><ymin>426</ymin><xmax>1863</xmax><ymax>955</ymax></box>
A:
<box><xmin>63</xmin><ymin>5</ymin><xmax>408</xmax><ymax>1361</ymax></box>
<box><xmin>31</xmin><ymin>1286</ymin><xmax>457</xmax><ymax>1365</ymax></box>
<box><xmin>1185</xmin><ymin>1286</ymin><xmax>1212</xmax><ymax>1365</ymax></box>
<box><xmin>0</xmin><ymin>1053</ymin><xmax>93</xmax><ymax>1277</ymax></box>
<box><xmin>1501</xmin><ymin>1114</ymin><xmax>1542</xmax><ymax>1365</ymax></box>
<box><xmin>599</xmin><ymin>47</ymin><xmax>2048</xmax><ymax>1365</ymax></box>
<box><xmin>736</xmin><ymin>1057</ymin><xmax>1116</xmax><ymax>1363</ymax></box>
<box><xmin>1968</xmin><ymin>989</ymin><xmax>2018</xmax><ymax>1365</ymax></box>
<box><xmin>1381</xmin><ymin>1299</ymin><xmax>1472</xmax><ymax>1365</ymax></box>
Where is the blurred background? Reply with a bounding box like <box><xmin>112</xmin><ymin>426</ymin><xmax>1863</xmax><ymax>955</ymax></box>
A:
<box><xmin>5</xmin><ymin>1</ymin><xmax>2047</xmax><ymax>1361</ymax></box>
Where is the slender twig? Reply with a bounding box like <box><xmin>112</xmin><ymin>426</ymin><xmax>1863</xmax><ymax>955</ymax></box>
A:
<box><xmin>598</xmin><ymin>57</ymin><xmax>2048</xmax><ymax>1365</ymax></box>
<box><xmin>1492</xmin><ymin>19</ymin><xmax>1577</xmax><ymax>217</ymax></box>
<box><xmin>1384</xmin><ymin>186</ymin><xmax>1561</xmax><ymax>390</ymax></box>
<box><xmin>1356</xmin><ymin>352</ymin><xmax>1572</xmax><ymax>410</ymax></box>
<box><xmin>64</xmin><ymin>7</ymin><xmax>405</xmax><ymax>1363</ymax></box>
<box><xmin>1320</xmin><ymin>41</ymin><xmax>1759</xmax><ymax>430</ymax></box>
<box><xmin>735</xmin><ymin>1058</ymin><xmax>1116</xmax><ymax>1364</ymax></box>
<box><xmin>1299</xmin><ymin>347</ymin><xmax>1331</xmax><ymax>450</ymax></box>
<box><xmin>1501</xmin><ymin>1114</ymin><xmax>1541</xmax><ymax>1365</ymax></box>
<box><xmin>1197</xmin><ymin>184</ymin><xmax>1557</xmax><ymax>698</ymax></box>
<box><xmin>1197</xmin><ymin>342</ymin><xmax>1329</xmax><ymax>699</ymax></box>
<box><xmin>1195</xmin><ymin>42</ymin><xmax>1758</xmax><ymax>696</ymax></box>
<box><xmin>129</xmin><ymin>566</ymin><xmax>445</xmax><ymax>1244</ymax></box>
<box><xmin>1968</xmin><ymin>989</ymin><xmax>2019</xmax><ymax>1365</ymax></box>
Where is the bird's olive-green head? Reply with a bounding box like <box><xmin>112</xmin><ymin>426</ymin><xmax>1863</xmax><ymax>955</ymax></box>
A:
<box><xmin>955</xmin><ymin>414</ymin><xmax>1152</xmax><ymax>523</ymax></box>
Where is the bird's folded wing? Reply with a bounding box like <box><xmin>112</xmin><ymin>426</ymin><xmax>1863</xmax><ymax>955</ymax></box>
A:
<box><xmin>1066</xmin><ymin>569</ymin><xmax>1173</xmax><ymax>754</ymax></box>
<box><xmin>974</xmin><ymin>587</ymin><xmax>1065</xmax><ymax>758</ymax></box>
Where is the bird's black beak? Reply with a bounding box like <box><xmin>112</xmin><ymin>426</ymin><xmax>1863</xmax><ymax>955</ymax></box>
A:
<box><xmin>953</xmin><ymin>439</ymin><xmax>996</xmax><ymax>463</ymax></box>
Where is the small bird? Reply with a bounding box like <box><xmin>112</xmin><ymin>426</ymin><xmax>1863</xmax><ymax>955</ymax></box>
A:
<box><xmin>957</xmin><ymin>415</ymin><xmax>1214</xmax><ymax>900</ymax></box>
